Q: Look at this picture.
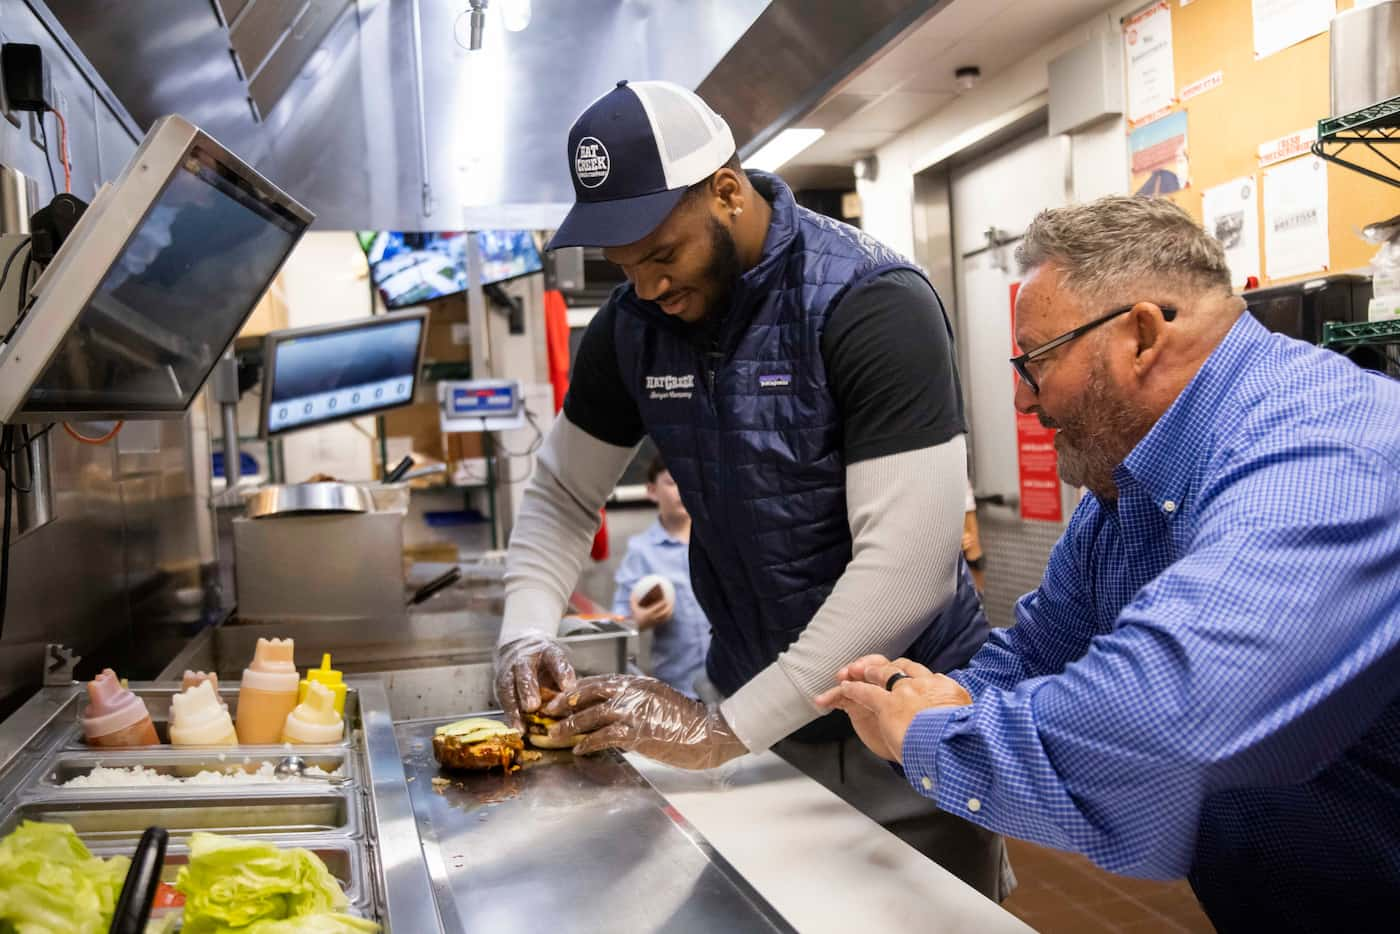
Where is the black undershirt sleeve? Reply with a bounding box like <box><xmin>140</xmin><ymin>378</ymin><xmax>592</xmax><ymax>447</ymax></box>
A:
<box><xmin>821</xmin><ymin>267</ymin><xmax>967</xmax><ymax>464</ymax></box>
<box><xmin>561</xmin><ymin>300</ymin><xmax>647</xmax><ymax>448</ymax></box>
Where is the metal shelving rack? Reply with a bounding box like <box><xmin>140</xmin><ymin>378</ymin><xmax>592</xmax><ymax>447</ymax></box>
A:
<box><xmin>1312</xmin><ymin>97</ymin><xmax>1400</xmax><ymax>371</ymax></box>
<box><xmin>1312</xmin><ymin>95</ymin><xmax>1400</xmax><ymax>190</ymax></box>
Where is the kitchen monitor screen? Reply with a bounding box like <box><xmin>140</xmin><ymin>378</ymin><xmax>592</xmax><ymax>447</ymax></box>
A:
<box><xmin>360</xmin><ymin>231</ymin><xmax>468</xmax><ymax>310</ymax></box>
<box><xmin>20</xmin><ymin>147</ymin><xmax>305</xmax><ymax>416</ymax></box>
<box><xmin>265</xmin><ymin>315</ymin><xmax>425</xmax><ymax>435</ymax></box>
<box><xmin>477</xmin><ymin>229</ymin><xmax>543</xmax><ymax>285</ymax></box>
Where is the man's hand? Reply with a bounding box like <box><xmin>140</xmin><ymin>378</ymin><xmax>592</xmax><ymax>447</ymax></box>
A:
<box><xmin>542</xmin><ymin>674</ymin><xmax>747</xmax><ymax>770</ymax></box>
<box><xmin>629</xmin><ymin>590</ymin><xmax>675</xmax><ymax>629</ymax></box>
<box><xmin>814</xmin><ymin>655</ymin><xmax>972</xmax><ymax>765</ymax></box>
<box><xmin>493</xmin><ymin>634</ymin><xmax>577</xmax><ymax>732</ymax></box>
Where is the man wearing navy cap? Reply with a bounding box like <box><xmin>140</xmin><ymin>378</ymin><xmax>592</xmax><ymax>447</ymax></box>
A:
<box><xmin>493</xmin><ymin>80</ymin><xmax>1009</xmax><ymax>898</ymax></box>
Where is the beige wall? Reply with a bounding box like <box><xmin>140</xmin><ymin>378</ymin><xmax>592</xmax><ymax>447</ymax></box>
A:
<box><xmin>859</xmin><ymin>2</ymin><xmax>1139</xmax><ymax>254</ymax></box>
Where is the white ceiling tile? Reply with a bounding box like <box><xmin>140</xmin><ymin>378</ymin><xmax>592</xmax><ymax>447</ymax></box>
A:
<box><xmin>805</xmin><ymin>92</ymin><xmax>881</xmax><ymax>131</ymax></box>
<box><xmin>845</xmin><ymin>91</ymin><xmax>955</xmax><ymax>133</ymax></box>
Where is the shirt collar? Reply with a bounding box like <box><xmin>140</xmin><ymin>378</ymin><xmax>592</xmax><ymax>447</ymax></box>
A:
<box><xmin>644</xmin><ymin>519</ymin><xmax>686</xmax><ymax>547</ymax></box>
<box><xmin>1119</xmin><ymin>313</ymin><xmax>1269</xmax><ymax>508</ymax></box>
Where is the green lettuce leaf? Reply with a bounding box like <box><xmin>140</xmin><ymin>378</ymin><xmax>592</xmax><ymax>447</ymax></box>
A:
<box><xmin>0</xmin><ymin>820</ymin><xmax>130</xmax><ymax>934</ymax></box>
<box><xmin>176</xmin><ymin>832</ymin><xmax>355</xmax><ymax>933</ymax></box>
<box><xmin>243</xmin><ymin>913</ymin><xmax>380</xmax><ymax>933</ymax></box>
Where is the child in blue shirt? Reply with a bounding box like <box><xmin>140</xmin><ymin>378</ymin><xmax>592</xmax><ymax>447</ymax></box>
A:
<box><xmin>611</xmin><ymin>456</ymin><xmax>711</xmax><ymax>699</ymax></box>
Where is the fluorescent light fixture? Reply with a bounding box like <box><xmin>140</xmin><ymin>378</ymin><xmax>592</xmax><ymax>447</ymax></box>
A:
<box><xmin>743</xmin><ymin>128</ymin><xmax>825</xmax><ymax>172</ymax></box>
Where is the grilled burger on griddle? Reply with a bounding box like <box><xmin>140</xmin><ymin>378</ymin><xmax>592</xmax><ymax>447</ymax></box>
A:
<box><xmin>432</xmin><ymin>717</ymin><xmax>525</xmax><ymax>771</ymax></box>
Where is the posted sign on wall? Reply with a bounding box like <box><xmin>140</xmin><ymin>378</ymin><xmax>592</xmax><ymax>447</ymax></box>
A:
<box><xmin>1010</xmin><ymin>282</ymin><xmax>1064</xmax><ymax>523</ymax></box>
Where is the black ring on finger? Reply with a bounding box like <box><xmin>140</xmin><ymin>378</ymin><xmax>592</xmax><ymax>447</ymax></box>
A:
<box><xmin>885</xmin><ymin>671</ymin><xmax>909</xmax><ymax>691</ymax></box>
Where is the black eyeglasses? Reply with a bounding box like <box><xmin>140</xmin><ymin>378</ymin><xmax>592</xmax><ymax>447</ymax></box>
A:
<box><xmin>1010</xmin><ymin>303</ymin><xmax>1177</xmax><ymax>394</ymax></box>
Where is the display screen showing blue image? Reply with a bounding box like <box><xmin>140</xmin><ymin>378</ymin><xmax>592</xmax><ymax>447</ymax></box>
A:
<box><xmin>358</xmin><ymin>230</ymin><xmax>541</xmax><ymax>308</ymax></box>
<box><xmin>266</xmin><ymin>316</ymin><xmax>424</xmax><ymax>435</ymax></box>
<box><xmin>477</xmin><ymin>230</ymin><xmax>543</xmax><ymax>285</ymax></box>
<box><xmin>359</xmin><ymin>231</ymin><xmax>469</xmax><ymax>310</ymax></box>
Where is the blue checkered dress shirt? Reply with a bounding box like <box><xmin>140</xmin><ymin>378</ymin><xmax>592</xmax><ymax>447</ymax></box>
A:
<box><xmin>902</xmin><ymin>314</ymin><xmax>1400</xmax><ymax>930</ymax></box>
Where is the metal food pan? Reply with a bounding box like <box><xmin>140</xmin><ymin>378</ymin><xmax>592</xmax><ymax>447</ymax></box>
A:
<box><xmin>0</xmin><ymin>791</ymin><xmax>358</xmax><ymax>842</ymax></box>
<box><xmin>36</xmin><ymin>749</ymin><xmax>351</xmax><ymax>791</ymax></box>
<box><xmin>87</xmin><ymin>836</ymin><xmax>370</xmax><ymax>909</ymax></box>
<box><xmin>62</xmin><ymin>684</ymin><xmax>358</xmax><ymax>750</ymax></box>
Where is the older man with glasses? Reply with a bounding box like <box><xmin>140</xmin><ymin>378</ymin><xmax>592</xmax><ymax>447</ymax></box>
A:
<box><xmin>819</xmin><ymin>194</ymin><xmax>1400</xmax><ymax>933</ymax></box>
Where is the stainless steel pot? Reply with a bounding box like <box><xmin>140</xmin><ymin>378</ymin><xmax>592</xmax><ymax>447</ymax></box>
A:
<box><xmin>244</xmin><ymin>482</ymin><xmax>373</xmax><ymax>519</ymax></box>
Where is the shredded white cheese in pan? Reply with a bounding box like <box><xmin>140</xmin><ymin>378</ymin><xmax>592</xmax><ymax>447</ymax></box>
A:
<box><xmin>62</xmin><ymin>761</ymin><xmax>342</xmax><ymax>787</ymax></box>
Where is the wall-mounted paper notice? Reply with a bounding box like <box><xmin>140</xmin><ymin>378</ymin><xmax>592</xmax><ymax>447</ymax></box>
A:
<box><xmin>1262</xmin><ymin>156</ymin><xmax>1329</xmax><ymax>280</ymax></box>
<box><xmin>1203</xmin><ymin>176</ymin><xmax>1262</xmax><ymax>288</ymax></box>
<box><xmin>1124</xmin><ymin>2</ymin><xmax>1176</xmax><ymax>125</ymax></box>
<box><xmin>1252</xmin><ymin>0</ymin><xmax>1336</xmax><ymax>60</ymax></box>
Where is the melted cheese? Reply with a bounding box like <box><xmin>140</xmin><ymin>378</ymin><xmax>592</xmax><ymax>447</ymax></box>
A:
<box><xmin>433</xmin><ymin>717</ymin><xmax>519</xmax><ymax>744</ymax></box>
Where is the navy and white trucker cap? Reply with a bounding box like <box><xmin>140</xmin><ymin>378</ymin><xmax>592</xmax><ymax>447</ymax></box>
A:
<box><xmin>546</xmin><ymin>80</ymin><xmax>736</xmax><ymax>250</ymax></box>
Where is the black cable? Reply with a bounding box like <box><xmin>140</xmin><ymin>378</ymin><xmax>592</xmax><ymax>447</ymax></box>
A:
<box><xmin>37</xmin><ymin>115</ymin><xmax>57</xmax><ymax>198</ymax></box>
<box><xmin>0</xmin><ymin>426</ymin><xmax>13</xmax><ymax>643</ymax></box>
<box><xmin>4</xmin><ymin>250</ymin><xmax>33</xmax><ymax>345</ymax></box>
<box><xmin>0</xmin><ymin>236</ymin><xmax>29</xmax><ymax>299</ymax></box>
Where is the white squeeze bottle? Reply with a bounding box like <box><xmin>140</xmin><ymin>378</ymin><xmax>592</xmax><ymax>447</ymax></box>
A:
<box><xmin>236</xmin><ymin>637</ymin><xmax>300</xmax><ymax>745</ymax></box>
<box><xmin>169</xmin><ymin>680</ymin><xmax>238</xmax><ymax>746</ymax></box>
<box><xmin>280</xmin><ymin>681</ymin><xmax>344</xmax><ymax>744</ymax></box>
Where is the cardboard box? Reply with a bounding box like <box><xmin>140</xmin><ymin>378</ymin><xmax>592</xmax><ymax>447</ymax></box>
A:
<box><xmin>383</xmin><ymin>401</ymin><xmax>446</xmax><ymax>462</ymax></box>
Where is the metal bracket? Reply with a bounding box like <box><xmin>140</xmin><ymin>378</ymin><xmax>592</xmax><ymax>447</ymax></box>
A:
<box><xmin>43</xmin><ymin>643</ymin><xmax>80</xmax><ymax>685</ymax></box>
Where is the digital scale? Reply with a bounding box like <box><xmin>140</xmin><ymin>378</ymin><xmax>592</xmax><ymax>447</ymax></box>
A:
<box><xmin>437</xmin><ymin>378</ymin><xmax>526</xmax><ymax>432</ymax></box>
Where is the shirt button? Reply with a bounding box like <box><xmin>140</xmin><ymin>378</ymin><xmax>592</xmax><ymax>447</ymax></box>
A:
<box><xmin>921</xmin><ymin>776</ymin><xmax>933</xmax><ymax>791</ymax></box>
<box><xmin>967</xmin><ymin>798</ymin><xmax>982</xmax><ymax>812</ymax></box>
<box><xmin>1162</xmin><ymin>499</ymin><xmax>1177</xmax><ymax>514</ymax></box>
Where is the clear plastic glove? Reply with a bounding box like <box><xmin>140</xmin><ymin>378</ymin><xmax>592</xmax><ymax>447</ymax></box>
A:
<box><xmin>493</xmin><ymin>633</ymin><xmax>577</xmax><ymax>732</ymax></box>
<box><xmin>541</xmin><ymin>674</ymin><xmax>748</xmax><ymax>770</ymax></box>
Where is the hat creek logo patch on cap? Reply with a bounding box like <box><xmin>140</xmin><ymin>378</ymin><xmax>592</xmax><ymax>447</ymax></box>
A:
<box><xmin>574</xmin><ymin>136</ymin><xmax>610</xmax><ymax>189</ymax></box>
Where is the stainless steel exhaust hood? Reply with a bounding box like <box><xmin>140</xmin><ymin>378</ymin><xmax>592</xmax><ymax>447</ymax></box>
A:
<box><xmin>47</xmin><ymin>0</ymin><xmax>939</xmax><ymax>231</ymax></box>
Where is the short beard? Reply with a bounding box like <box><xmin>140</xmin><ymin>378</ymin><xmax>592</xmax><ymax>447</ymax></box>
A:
<box><xmin>1044</xmin><ymin>356</ymin><xmax>1156</xmax><ymax>502</ymax></box>
<box><xmin>696</xmin><ymin>215</ymin><xmax>742</xmax><ymax>325</ymax></box>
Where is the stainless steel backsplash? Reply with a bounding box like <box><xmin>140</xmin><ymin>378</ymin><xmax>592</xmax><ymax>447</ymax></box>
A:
<box><xmin>0</xmin><ymin>1</ymin><xmax>213</xmax><ymax>717</ymax></box>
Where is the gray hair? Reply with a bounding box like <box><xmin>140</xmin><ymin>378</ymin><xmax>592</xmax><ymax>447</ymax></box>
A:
<box><xmin>1015</xmin><ymin>195</ymin><xmax>1232</xmax><ymax>303</ymax></box>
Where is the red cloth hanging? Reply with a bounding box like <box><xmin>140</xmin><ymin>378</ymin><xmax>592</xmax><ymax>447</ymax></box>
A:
<box><xmin>544</xmin><ymin>288</ymin><xmax>571</xmax><ymax>414</ymax></box>
<box><xmin>545</xmin><ymin>288</ymin><xmax>609</xmax><ymax>561</ymax></box>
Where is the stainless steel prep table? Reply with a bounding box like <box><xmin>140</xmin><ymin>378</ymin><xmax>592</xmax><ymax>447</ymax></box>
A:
<box><xmin>395</xmin><ymin>715</ymin><xmax>795</xmax><ymax>933</ymax></box>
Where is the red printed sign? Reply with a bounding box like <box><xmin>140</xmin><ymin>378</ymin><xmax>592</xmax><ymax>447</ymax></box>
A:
<box><xmin>1010</xmin><ymin>282</ymin><xmax>1063</xmax><ymax>523</ymax></box>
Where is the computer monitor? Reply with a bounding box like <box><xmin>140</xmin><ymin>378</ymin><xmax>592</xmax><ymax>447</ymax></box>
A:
<box><xmin>260</xmin><ymin>310</ymin><xmax>429</xmax><ymax>437</ymax></box>
<box><xmin>360</xmin><ymin>231</ymin><xmax>469</xmax><ymax>310</ymax></box>
<box><xmin>358</xmin><ymin>230</ymin><xmax>542</xmax><ymax>309</ymax></box>
<box><xmin>477</xmin><ymin>230</ymin><xmax>543</xmax><ymax>286</ymax></box>
<box><xmin>0</xmin><ymin>115</ymin><xmax>313</xmax><ymax>423</ymax></box>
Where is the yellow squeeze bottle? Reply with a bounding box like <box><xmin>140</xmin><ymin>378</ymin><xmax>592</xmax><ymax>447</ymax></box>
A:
<box><xmin>298</xmin><ymin>653</ymin><xmax>346</xmax><ymax>715</ymax></box>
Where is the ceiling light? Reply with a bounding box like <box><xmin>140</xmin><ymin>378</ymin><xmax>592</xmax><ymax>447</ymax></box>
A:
<box><xmin>743</xmin><ymin>128</ymin><xmax>825</xmax><ymax>172</ymax></box>
<box><xmin>500</xmin><ymin>0</ymin><xmax>531</xmax><ymax>32</ymax></box>
<box><xmin>955</xmin><ymin>66</ymin><xmax>981</xmax><ymax>91</ymax></box>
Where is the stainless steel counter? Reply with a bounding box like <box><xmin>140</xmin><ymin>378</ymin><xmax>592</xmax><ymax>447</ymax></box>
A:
<box><xmin>0</xmin><ymin>678</ymin><xmax>439</xmax><ymax>933</ymax></box>
<box><xmin>395</xmin><ymin>716</ymin><xmax>795</xmax><ymax>933</ymax></box>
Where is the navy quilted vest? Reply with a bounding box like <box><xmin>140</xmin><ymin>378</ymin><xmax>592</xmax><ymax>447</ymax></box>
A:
<box><xmin>613</xmin><ymin>172</ymin><xmax>988</xmax><ymax>701</ymax></box>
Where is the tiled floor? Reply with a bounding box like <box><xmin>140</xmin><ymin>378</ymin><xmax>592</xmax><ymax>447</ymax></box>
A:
<box><xmin>1002</xmin><ymin>838</ymin><xmax>1216</xmax><ymax>932</ymax></box>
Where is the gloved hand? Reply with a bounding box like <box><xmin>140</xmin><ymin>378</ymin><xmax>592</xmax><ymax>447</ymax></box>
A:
<box><xmin>493</xmin><ymin>633</ymin><xmax>577</xmax><ymax>732</ymax></box>
<box><xmin>541</xmin><ymin>674</ymin><xmax>748</xmax><ymax>770</ymax></box>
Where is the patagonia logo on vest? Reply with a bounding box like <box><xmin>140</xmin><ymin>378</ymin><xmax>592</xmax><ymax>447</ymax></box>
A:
<box><xmin>645</xmin><ymin>373</ymin><xmax>695</xmax><ymax>400</ymax></box>
<box><xmin>756</xmin><ymin>371</ymin><xmax>793</xmax><ymax>393</ymax></box>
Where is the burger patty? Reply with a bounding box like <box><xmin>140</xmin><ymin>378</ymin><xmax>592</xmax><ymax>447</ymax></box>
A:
<box><xmin>433</xmin><ymin>730</ymin><xmax>525</xmax><ymax>771</ymax></box>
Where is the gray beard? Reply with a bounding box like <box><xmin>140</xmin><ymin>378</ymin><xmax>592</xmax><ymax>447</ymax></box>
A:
<box><xmin>1046</xmin><ymin>361</ymin><xmax>1155</xmax><ymax>502</ymax></box>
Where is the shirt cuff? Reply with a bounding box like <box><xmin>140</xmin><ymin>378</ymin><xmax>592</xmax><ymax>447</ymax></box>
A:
<box><xmin>720</xmin><ymin>662</ymin><xmax>820</xmax><ymax>753</ymax></box>
<box><xmin>500</xmin><ymin>587</ymin><xmax>565</xmax><ymax>646</ymax></box>
<box><xmin>900</xmin><ymin>705</ymin><xmax>965</xmax><ymax>799</ymax></box>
